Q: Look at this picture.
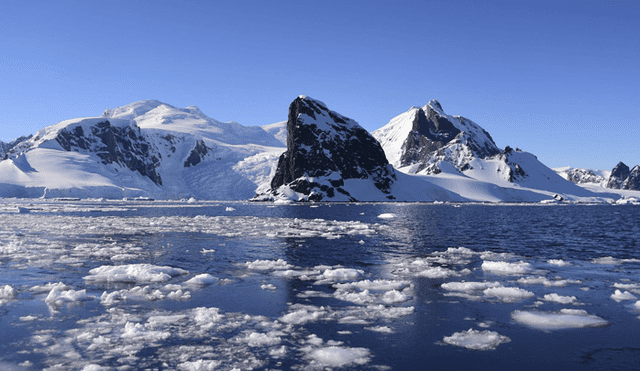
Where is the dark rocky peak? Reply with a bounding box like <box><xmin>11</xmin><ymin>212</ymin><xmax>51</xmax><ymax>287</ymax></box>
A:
<box><xmin>263</xmin><ymin>96</ymin><xmax>396</xmax><ymax>201</ymax></box>
<box><xmin>413</xmin><ymin>104</ymin><xmax>461</xmax><ymax>144</ymax></box>
<box><xmin>1</xmin><ymin>135</ymin><xmax>33</xmax><ymax>160</ymax></box>
<box><xmin>622</xmin><ymin>164</ymin><xmax>640</xmax><ymax>190</ymax></box>
<box><xmin>607</xmin><ymin>161</ymin><xmax>630</xmax><ymax>189</ymax></box>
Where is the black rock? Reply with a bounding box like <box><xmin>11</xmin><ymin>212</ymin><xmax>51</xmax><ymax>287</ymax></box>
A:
<box><xmin>607</xmin><ymin>162</ymin><xmax>630</xmax><ymax>189</ymax></box>
<box><xmin>622</xmin><ymin>165</ymin><xmax>640</xmax><ymax>190</ymax></box>
<box><xmin>264</xmin><ymin>96</ymin><xmax>395</xmax><ymax>201</ymax></box>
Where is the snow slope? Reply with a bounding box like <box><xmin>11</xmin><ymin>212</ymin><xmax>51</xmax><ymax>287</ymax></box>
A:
<box><xmin>0</xmin><ymin>102</ymin><xmax>286</xmax><ymax>200</ymax></box>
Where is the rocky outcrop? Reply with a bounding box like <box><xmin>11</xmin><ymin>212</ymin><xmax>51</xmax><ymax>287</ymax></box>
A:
<box><xmin>1</xmin><ymin>135</ymin><xmax>33</xmax><ymax>160</ymax></box>
<box><xmin>55</xmin><ymin>120</ymin><xmax>164</xmax><ymax>185</ymax></box>
<box><xmin>373</xmin><ymin>100</ymin><xmax>500</xmax><ymax>175</ymax></box>
<box><xmin>607</xmin><ymin>162</ymin><xmax>631</xmax><ymax>189</ymax></box>
<box><xmin>556</xmin><ymin>167</ymin><xmax>606</xmax><ymax>185</ymax></box>
<box><xmin>623</xmin><ymin>165</ymin><xmax>640</xmax><ymax>190</ymax></box>
<box><xmin>183</xmin><ymin>140</ymin><xmax>209</xmax><ymax>168</ymax></box>
<box><xmin>258</xmin><ymin>96</ymin><xmax>396</xmax><ymax>201</ymax></box>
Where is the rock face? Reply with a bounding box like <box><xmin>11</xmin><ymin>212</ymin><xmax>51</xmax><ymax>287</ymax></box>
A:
<box><xmin>259</xmin><ymin>96</ymin><xmax>396</xmax><ymax>201</ymax></box>
<box><xmin>606</xmin><ymin>162</ymin><xmax>640</xmax><ymax>190</ymax></box>
<box><xmin>555</xmin><ymin>167</ymin><xmax>606</xmax><ymax>185</ymax></box>
<box><xmin>1</xmin><ymin>135</ymin><xmax>32</xmax><ymax>160</ymax></box>
<box><xmin>372</xmin><ymin>100</ymin><xmax>500</xmax><ymax>175</ymax></box>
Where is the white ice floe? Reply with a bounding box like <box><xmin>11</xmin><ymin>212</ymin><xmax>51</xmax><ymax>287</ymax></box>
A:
<box><xmin>611</xmin><ymin>289</ymin><xmax>637</xmax><ymax>302</ymax></box>
<box><xmin>416</xmin><ymin>266</ymin><xmax>461</xmax><ymax>279</ymax></box>
<box><xmin>441</xmin><ymin>281</ymin><xmax>502</xmax><ymax>292</ymax></box>
<box><xmin>516</xmin><ymin>276</ymin><xmax>581</xmax><ymax>287</ymax></box>
<box><xmin>377</xmin><ymin>213</ymin><xmax>396</xmax><ymax>219</ymax></box>
<box><xmin>242</xmin><ymin>332</ymin><xmax>283</xmax><ymax>347</ymax></box>
<box><xmin>315</xmin><ymin>268</ymin><xmax>364</xmax><ymax>284</ymax></box>
<box><xmin>442</xmin><ymin>328</ymin><xmax>511</xmax><ymax>351</ymax></box>
<box><xmin>364</xmin><ymin>325</ymin><xmax>394</xmax><ymax>333</ymax></box>
<box><xmin>45</xmin><ymin>287</ymin><xmax>95</xmax><ymax>311</ymax></box>
<box><xmin>177</xmin><ymin>360</ymin><xmax>222</xmax><ymax>371</ymax></box>
<box><xmin>244</xmin><ymin>259</ymin><xmax>293</xmax><ymax>271</ymax></box>
<box><xmin>279</xmin><ymin>307</ymin><xmax>327</xmax><ymax>325</ymax></box>
<box><xmin>511</xmin><ymin>309</ymin><xmax>609</xmax><ymax>330</ymax></box>
<box><xmin>483</xmin><ymin>287</ymin><xmax>535</xmax><ymax>303</ymax></box>
<box><xmin>333</xmin><ymin>279</ymin><xmax>410</xmax><ymax>292</ymax></box>
<box><xmin>184</xmin><ymin>274</ymin><xmax>218</xmax><ymax>286</ymax></box>
<box><xmin>30</xmin><ymin>282</ymin><xmax>71</xmax><ymax>293</ymax></box>
<box><xmin>0</xmin><ymin>285</ymin><xmax>18</xmax><ymax>305</ymax></box>
<box><xmin>614</xmin><ymin>282</ymin><xmax>640</xmax><ymax>291</ymax></box>
<box><xmin>547</xmin><ymin>259</ymin><xmax>569</xmax><ymax>266</ymax></box>
<box><xmin>100</xmin><ymin>286</ymin><xmax>166</xmax><ymax>306</ymax></box>
<box><xmin>542</xmin><ymin>293</ymin><xmax>578</xmax><ymax>304</ymax></box>
<box><xmin>261</xmin><ymin>284</ymin><xmax>276</xmax><ymax>290</ymax></box>
<box><xmin>481</xmin><ymin>261</ymin><xmax>532</xmax><ymax>275</ymax></box>
<box><xmin>306</xmin><ymin>346</ymin><xmax>371</xmax><ymax>368</ymax></box>
<box><xmin>590</xmin><ymin>256</ymin><xmax>640</xmax><ymax>265</ymax></box>
<box><xmin>84</xmin><ymin>264</ymin><xmax>188</xmax><ymax>284</ymax></box>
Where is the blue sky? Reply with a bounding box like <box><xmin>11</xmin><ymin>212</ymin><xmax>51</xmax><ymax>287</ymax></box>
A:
<box><xmin>1</xmin><ymin>0</ymin><xmax>638</xmax><ymax>170</ymax></box>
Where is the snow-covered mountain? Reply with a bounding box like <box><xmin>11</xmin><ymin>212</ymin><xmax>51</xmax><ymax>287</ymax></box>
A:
<box><xmin>553</xmin><ymin>166</ymin><xmax>609</xmax><ymax>186</ymax></box>
<box><xmin>253</xmin><ymin>96</ymin><xmax>399</xmax><ymax>202</ymax></box>
<box><xmin>0</xmin><ymin>101</ymin><xmax>286</xmax><ymax>199</ymax></box>
<box><xmin>605</xmin><ymin>162</ymin><xmax>640</xmax><ymax>190</ymax></box>
<box><xmin>372</xmin><ymin>100</ymin><xmax>500</xmax><ymax>174</ymax></box>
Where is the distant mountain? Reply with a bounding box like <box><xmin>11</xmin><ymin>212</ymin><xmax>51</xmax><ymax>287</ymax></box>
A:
<box><xmin>606</xmin><ymin>162</ymin><xmax>640</xmax><ymax>190</ymax></box>
<box><xmin>0</xmin><ymin>135</ymin><xmax>32</xmax><ymax>159</ymax></box>
<box><xmin>372</xmin><ymin>100</ymin><xmax>500</xmax><ymax>174</ymax></box>
<box><xmin>254</xmin><ymin>96</ymin><xmax>397</xmax><ymax>202</ymax></box>
<box><xmin>554</xmin><ymin>166</ymin><xmax>608</xmax><ymax>186</ymax></box>
<box><xmin>0</xmin><ymin>101</ymin><xmax>285</xmax><ymax>199</ymax></box>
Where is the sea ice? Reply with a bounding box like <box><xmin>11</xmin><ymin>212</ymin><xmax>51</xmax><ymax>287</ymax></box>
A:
<box><xmin>0</xmin><ymin>285</ymin><xmax>17</xmax><ymax>305</ymax></box>
<box><xmin>184</xmin><ymin>274</ymin><xmax>218</xmax><ymax>286</ymax></box>
<box><xmin>483</xmin><ymin>287</ymin><xmax>535</xmax><ymax>303</ymax></box>
<box><xmin>244</xmin><ymin>259</ymin><xmax>293</xmax><ymax>271</ymax></box>
<box><xmin>84</xmin><ymin>264</ymin><xmax>189</xmax><ymax>284</ymax></box>
<box><xmin>441</xmin><ymin>281</ymin><xmax>502</xmax><ymax>292</ymax></box>
<box><xmin>548</xmin><ymin>259</ymin><xmax>569</xmax><ymax>266</ymax></box>
<box><xmin>45</xmin><ymin>287</ymin><xmax>95</xmax><ymax>312</ymax></box>
<box><xmin>481</xmin><ymin>261</ymin><xmax>532</xmax><ymax>275</ymax></box>
<box><xmin>307</xmin><ymin>346</ymin><xmax>371</xmax><ymax>367</ymax></box>
<box><xmin>511</xmin><ymin>309</ymin><xmax>609</xmax><ymax>330</ymax></box>
<box><xmin>377</xmin><ymin>213</ymin><xmax>396</xmax><ymax>219</ymax></box>
<box><xmin>442</xmin><ymin>328</ymin><xmax>511</xmax><ymax>351</ymax></box>
<box><xmin>542</xmin><ymin>293</ymin><xmax>578</xmax><ymax>304</ymax></box>
<box><xmin>261</xmin><ymin>284</ymin><xmax>276</xmax><ymax>290</ymax></box>
<box><xmin>611</xmin><ymin>289</ymin><xmax>637</xmax><ymax>302</ymax></box>
<box><xmin>316</xmin><ymin>268</ymin><xmax>364</xmax><ymax>283</ymax></box>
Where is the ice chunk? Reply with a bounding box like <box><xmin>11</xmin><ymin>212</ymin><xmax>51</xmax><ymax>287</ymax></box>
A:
<box><xmin>308</xmin><ymin>346</ymin><xmax>371</xmax><ymax>367</ymax></box>
<box><xmin>611</xmin><ymin>289</ymin><xmax>637</xmax><ymax>302</ymax></box>
<box><xmin>481</xmin><ymin>261</ymin><xmax>532</xmax><ymax>275</ymax></box>
<box><xmin>100</xmin><ymin>286</ymin><xmax>166</xmax><ymax>306</ymax></box>
<box><xmin>317</xmin><ymin>268</ymin><xmax>364</xmax><ymax>283</ymax></box>
<box><xmin>548</xmin><ymin>259</ymin><xmax>569</xmax><ymax>266</ymax></box>
<box><xmin>442</xmin><ymin>328</ymin><xmax>511</xmax><ymax>351</ymax></box>
<box><xmin>184</xmin><ymin>274</ymin><xmax>218</xmax><ymax>286</ymax></box>
<box><xmin>333</xmin><ymin>279</ymin><xmax>410</xmax><ymax>292</ymax></box>
<box><xmin>441</xmin><ymin>281</ymin><xmax>501</xmax><ymax>292</ymax></box>
<box><xmin>511</xmin><ymin>309</ymin><xmax>609</xmax><ymax>330</ymax></box>
<box><xmin>177</xmin><ymin>360</ymin><xmax>222</xmax><ymax>371</ymax></box>
<box><xmin>45</xmin><ymin>287</ymin><xmax>95</xmax><ymax>311</ymax></box>
<box><xmin>0</xmin><ymin>285</ymin><xmax>18</xmax><ymax>305</ymax></box>
<box><xmin>483</xmin><ymin>287</ymin><xmax>534</xmax><ymax>303</ymax></box>
<box><xmin>30</xmin><ymin>282</ymin><xmax>71</xmax><ymax>293</ymax></box>
<box><xmin>244</xmin><ymin>259</ymin><xmax>293</xmax><ymax>271</ymax></box>
<box><xmin>84</xmin><ymin>264</ymin><xmax>188</xmax><ymax>284</ymax></box>
<box><xmin>382</xmin><ymin>290</ymin><xmax>411</xmax><ymax>304</ymax></box>
<box><xmin>416</xmin><ymin>266</ymin><xmax>460</xmax><ymax>278</ymax></box>
<box><xmin>279</xmin><ymin>308</ymin><xmax>326</xmax><ymax>325</ymax></box>
<box><xmin>592</xmin><ymin>256</ymin><xmax>619</xmax><ymax>265</ymax></box>
<box><xmin>243</xmin><ymin>332</ymin><xmax>282</xmax><ymax>347</ymax></box>
<box><xmin>517</xmin><ymin>276</ymin><xmax>580</xmax><ymax>287</ymax></box>
<box><xmin>261</xmin><ymin>284</ymin><xmax>276</xmax><ymax>290</ymax></box>
<box><xmin>542</xmin><ymin>293</ymin><xmax>578</xmax><ymax>304</ymax></box>
<box><xmin>377</xmin><ymin>213</ymin><xmax>396</xmax><ymax>219</ymax></box>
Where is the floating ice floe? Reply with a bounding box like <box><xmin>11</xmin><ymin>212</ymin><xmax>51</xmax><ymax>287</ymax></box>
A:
<box><xmin>184</xmin><ymin>274</ymin><xmax>218</xmax><ymax>286</ymax></box>
<box><xmin>84</xmin><ymin>264</ymin><xmax>189</xmax><ymax>284</ymax></box>
<box><xmin>517</xmin><ymin>276</ymin><xmax>581</xmax><ymax>287</ymax></box>
<box><xmin>547</xmin><ymin>259</ymin><xmax>570</xmax><ymax>266</ymax></box>
<box><xmin>611</xmin><ymin>289</ymin><xmax>637</xmax><ymax>302</ymax></box>
<box><xmin>377</xmin><ymin>213</ymin><xmax>396</xmax><ymax>219</ymax></box>
<box><xmin>315</xmin><ymin>268</ymin><xmax>364</xmax><ymax>284</ymax></box>
<box><xmin>483</xmin><ymin>287</ymin><xmax>535</xmax><ymax>303</ymax></box>
<box><xmin>0</xmin><ymin>285</ymin><xmax>18</xmax><ymax>305</ymax></box>
<box><xmin>306</xmin><ymin>345</ymin><xmax>371</xmax><ymax>368</ymax></box>
<box><xmin>481</xmin><ymin>260</ymin><xmax>532</xmax><ymax>275</ymax></box>
<box><xmin>243</xmin><ymin>259</ymin><xmax>293</xmax><ymax>271</ymax></box>
<box><xmin>100</xmin><ymin>286</ymin><xmax>166</xmax><ymax>306</ymax></box>
<box><xmin>511</xmin><ymin>309</ymin><xmax>609</xmax><ymax>330</ymax></box>
<box><xmin>441</xmin><ymin>281</ymin><xmax>502</xmax><ymax>292</ymax></box>
<box><xmin>542</xmin><ymin>293</ymin><xmax>578</xmax><ymax>304</ymax></box>
<box><xmin>442</xmin><ymin>328</ymin><xmax>511</xmax><ymax>351</ymax></box>
<box><xmin>261</xmin><ymin>284</ymin><xmax>276</xmax><ymax>290</ymax></box>
<box><xmin>45</xmin><ymin>287</ymin><xmax>95</xmax><ymax>312</ymax></box>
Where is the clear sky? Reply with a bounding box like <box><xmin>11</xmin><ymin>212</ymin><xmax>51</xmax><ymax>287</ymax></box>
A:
<box><xmin>1</xmin><ymin>0</ymin><xmax>638</xmax><ymax>170</ymax></box>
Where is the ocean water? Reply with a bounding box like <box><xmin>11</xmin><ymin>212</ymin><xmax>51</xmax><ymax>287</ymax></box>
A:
<box><xmin>0</xmin><ymin>200</ymin><xmax>639</xmax><ymax>370</ymax></box>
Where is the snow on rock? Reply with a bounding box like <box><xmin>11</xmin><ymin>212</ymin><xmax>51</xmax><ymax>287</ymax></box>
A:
<box><xmin>511</xmin><ymin>309</ymin><xmax>609</xmax><ymax>330</ymax></box>
<box><xmin>442</xmin><ymin>328</ymin><xmax>511</xmax><ymax>351</ymax></box>
<box><xmin>255</xmin><ymin>95</ymin><xmax>397</xmax><ymax>202</ymax></box>
<box><xmin>84</xmin><ymin>264</ymin><xmax>188</xmax><ymax>284</ymax></box>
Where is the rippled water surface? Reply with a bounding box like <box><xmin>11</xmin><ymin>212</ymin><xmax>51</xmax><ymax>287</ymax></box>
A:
<box><xmin>0</xmin><ymin>200</ymin><xmax>639</xmax><ymax>370</ymax></box>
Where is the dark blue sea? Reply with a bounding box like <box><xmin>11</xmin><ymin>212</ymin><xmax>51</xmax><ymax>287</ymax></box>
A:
<box><xmin>0</xmin><ymin>200</ymin><xmax>639</xmax><ymax>370</ymax></box>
